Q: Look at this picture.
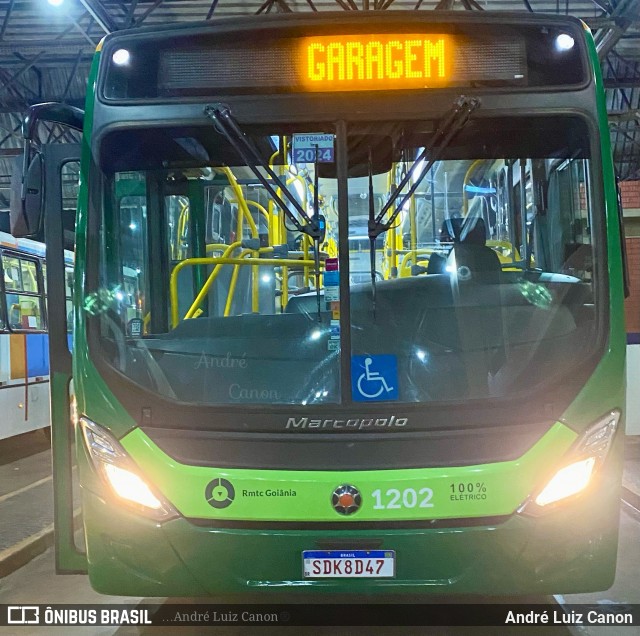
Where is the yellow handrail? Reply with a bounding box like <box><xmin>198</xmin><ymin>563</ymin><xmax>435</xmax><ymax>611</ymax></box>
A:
<box><xmin>281</xmin><ymin>266</ymin><xmax>289</xmax><ymax>309</ymax></box>
<box><xmin>170</xmin><ymin>241</ymin><xmax>242</xmax><ymax>326</ymax></box>
<box><xmin>218</xmin><ymin>167</ymin><xmax>258</xmax><ymax>239</ymax></box>
<box><xmin>399</xmin><ymin>248</ymin><xmax>436</xmax><ymax>277</ymax></box>
<box><xmin>224</xmin><ymin>264</ymin><xmax>241</xmax><ymax>317</ymax></box>
<box><xmin>462</xmin><ymin>160</ymin><xmax>484</xmax><ymax>215</ymax></box>
<box><xmin>205</xmin><ymin>242</ymin><xmax>233</xmax><ymax>255</ymax></box>
<box><xmin>268</xmin><ymin>149</ymin><xmax>280</xmax><ymax>168</ymax></box>
<box><xmin>269</xmin><ymin>137</ymin><xmax>287</xmax><ymax>245</ymax></box>
<box><xmin>273</xmin><ymin>173</ymin><xmax>299</xmax><ymax>246</ymax></box>
<box><xmin>170</xmin><ymin>255</ymin><xmax>320</xmax><ymax>326</ymax></box>
<box><xmin>243</xmin><ymin>199</ymin><xmax>271</xmax><ymax>244</ymax></box>
<box><xmin>169</xmin><ymin>197</ymin><xmax>190</xmax><ymax>261</ymax></box>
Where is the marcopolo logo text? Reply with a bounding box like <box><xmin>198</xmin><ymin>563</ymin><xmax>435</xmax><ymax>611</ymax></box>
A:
<box><xmin>285</xmin><ymin>416</ymin><xmax>408</xmax><ymax>430</ymax></box>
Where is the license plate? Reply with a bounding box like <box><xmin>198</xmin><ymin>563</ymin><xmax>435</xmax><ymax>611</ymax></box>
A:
<box><xmin>302</xmin><ymin>550</ymin><xmax>395</xmax><ymax>578</ymax></box>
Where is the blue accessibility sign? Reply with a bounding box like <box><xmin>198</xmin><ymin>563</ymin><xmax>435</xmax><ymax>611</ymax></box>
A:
<box><xmin>351</xmin><ymin>355</ymin><xmax>398</xmax><ymax>402</ymax></box>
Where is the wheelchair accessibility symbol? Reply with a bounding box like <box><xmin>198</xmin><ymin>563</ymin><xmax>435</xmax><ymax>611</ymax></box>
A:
<box><xmin>351</xmin><ymin>355</ymin><xmax>398</xmax><ymax>402</ymax></box>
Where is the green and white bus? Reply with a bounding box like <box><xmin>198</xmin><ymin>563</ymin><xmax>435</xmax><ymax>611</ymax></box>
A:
<box><xmin>13</xmin><ymin>11</ymin><xmax>627</xmax><ymax>595</ymax></box>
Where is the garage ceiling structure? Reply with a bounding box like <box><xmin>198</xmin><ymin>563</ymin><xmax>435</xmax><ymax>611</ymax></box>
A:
<box><xmin>0</xmin><ymin>0</ymin><xmax>639</xmax><ymax>212</ymax></box>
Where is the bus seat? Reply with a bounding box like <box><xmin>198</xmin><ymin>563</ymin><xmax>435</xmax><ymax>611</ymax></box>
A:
<box><xmin>426</xmin><ymin>252</ymin><xmax>447</xmax><ymax>275</ymax></box>
<box><xmin>427</xmin><ymin>218</ymin><xmax>464</xmax><ymax>275</ymax></box>
<box><xmin>448</xmin><ymin>217</ymin><xmax>502</xmax><ymax>282</ymax></box>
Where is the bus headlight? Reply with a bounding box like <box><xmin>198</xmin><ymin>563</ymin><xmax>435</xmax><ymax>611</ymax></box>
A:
<box><xmin>102</xmin><ymin>463</ymin><xmax>164</xmax><ymax>510</ymax></box>
<box><xmin>534</xmin><ymin>457</ymin><xmax>596</xmax><ymax>506</ymax></box>
<box><xmin>520</xmin><ymin>410</ymin><xmax>620</xmax><ymax>514</ymax></box>
<box><xmin>80</xmin><ymin>417</ymin><xmax>178</xmax><ymax>521</ymax></box>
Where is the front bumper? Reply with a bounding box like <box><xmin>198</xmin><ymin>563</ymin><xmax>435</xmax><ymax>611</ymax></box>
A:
<box><xmin>82</xmin><ymin>483</ymin><xmax>620</xmax><ymax>597</ymax></box>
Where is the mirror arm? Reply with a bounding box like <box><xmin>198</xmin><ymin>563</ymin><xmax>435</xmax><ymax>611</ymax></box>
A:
<box><xmin>20</xmin><ymin>139</ymin><xmax>32</xmax><ymax>208</ymax></box>
<box><xmin>22</xmin><ymin>102</ymin><xmax>85</xmax><ymax>141</ymax></box>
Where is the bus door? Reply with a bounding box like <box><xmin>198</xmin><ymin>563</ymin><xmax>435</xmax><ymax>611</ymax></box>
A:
<box><xmin>43</xmin><ymin>143</ymin><xmax>85</xmax><ymax>572</ymax></box>
<box><xmin>11</xmin><ymin>140</ymin><xmax>85</xmax><ymax>573</ymax></box>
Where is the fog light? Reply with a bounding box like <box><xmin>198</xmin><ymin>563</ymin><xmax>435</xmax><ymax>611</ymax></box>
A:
<box><xmin>534</xmin><ymin>457</ymin><xmax>595</xmax><ymax>506</ymax></box>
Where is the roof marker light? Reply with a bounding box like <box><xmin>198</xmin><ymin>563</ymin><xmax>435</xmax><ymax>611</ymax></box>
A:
<box><xmin>112</xmin><ymin>48</ymin><xmax>131</xmax><ymax>66</ymax></box>
<box><xmin>555</xmin><ymin>33</ymin><xmax>575</xmax><ymax>52</ymax></box>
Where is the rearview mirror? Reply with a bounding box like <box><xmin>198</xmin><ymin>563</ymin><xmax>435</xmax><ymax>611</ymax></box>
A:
<box><xmin>9</xmin><ymin>102</ymin><xmax>84</xmax><ymax>240</ymax></box>
<box><xmin>10</xmin><ymin>151</ymin><xmax>43</xmax><ymax>239</ymax></box>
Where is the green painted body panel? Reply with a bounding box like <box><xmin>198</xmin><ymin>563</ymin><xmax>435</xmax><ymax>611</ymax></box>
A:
<box><xmin>121</xmin><ymin>423</ymin><xmax>576</xmax><ymax>521</ymax></box>
<box><xmin>556</xmin><ymin>26</ymin><xmax>626</xmax><ymax>433</ymax></box>
<box><xmin>64</xmin><ymin>23</ymin><xmax>626</xmax><ymax>593</ymax></box>
<box><xmin>72</xmin><ymin>52</ymin><xmax>139</xmax><ymax>440</ymax></box>
<box><xmin>82</xmin><ymin>451</ymin><xmax>622</xmax><ymax>596</ymax></box>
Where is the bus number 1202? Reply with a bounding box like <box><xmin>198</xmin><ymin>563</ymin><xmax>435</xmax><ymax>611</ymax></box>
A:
<box><xmin>371</xmin><ymin>487</ymin><xmax>434</xmax><ymax>510</ymax></box>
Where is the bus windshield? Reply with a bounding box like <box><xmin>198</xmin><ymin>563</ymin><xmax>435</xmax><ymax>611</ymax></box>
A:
<box><xmin>90</xmin><ymin>115</ymin><xmax>601</xmax><ymax>407</ymax></box>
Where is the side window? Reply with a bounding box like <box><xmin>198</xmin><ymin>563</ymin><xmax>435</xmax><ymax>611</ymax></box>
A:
<box><xmin>21</xmin><ymin>260</ymin><xmax>38</xmax><ymax>293</ymax></box>
<box><xmin>118</xmin><ymin>183</ymin><xmax>148</xmax><ymax>325</ymax></box>
<box><xmin>166</xmin><ymin>195</ymin><xmax>191</xmax><ymax>261</ymax></box>
<box><xmin>545</xmin><ymin>158</ymin><xmax>593</xmax><ymax>280</ymax></box>
<box><xmin>4</xmin><ymin>255</ymin><xmax>21</xmax><ymax>290</ymax></box>
<box><xmin>61</xmin><ymin>160</ymin><xmax>80</xmax><ymax>339</ymax></box>
<box><xmin>65</xmin><ymin>267</ymin><xmax>74</xmax><ymax>332</ymax></box>
<box><xmin>62</xmin><ymin>161</ymin><xmax>81</xmax><ymax>251</ymax></box>
<box><xmin>2</xmin><ymin>253</ymin><xmax>45</xmax><ymax>331</ymax></box>
<box><xmin>41</xmin><ymin>262</ymin><xmax>47</xmax><ymax>295</ymax></box>
<box><xmin>0</xmin><ymin>258</ymin><xmax>5</xmax><ymax>331</ymax></box>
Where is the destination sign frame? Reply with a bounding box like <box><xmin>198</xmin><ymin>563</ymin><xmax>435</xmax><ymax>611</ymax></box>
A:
<box><xmin>101</xmin><ymin>18</ymin><xmax>588</xmax><ymax>102</ymax></box>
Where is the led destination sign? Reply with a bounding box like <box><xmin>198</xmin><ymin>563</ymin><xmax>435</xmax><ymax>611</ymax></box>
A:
<box><xmin>103</xmin><ymin>23</ymin><xmax>588</xmax><ymax>100</ymax></box>
<box><xmin>302</xmin><ymin>35</ymin><xmax>451</xmax><ymax>91</ymax></box>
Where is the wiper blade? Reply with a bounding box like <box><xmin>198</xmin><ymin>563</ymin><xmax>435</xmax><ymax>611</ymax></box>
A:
<box><xmin>313</xmin><ymin>145</ymin><xmax>322</xmax><ymax>321</ymax></box>
<box><xmin>206</xmin><ymin>104</ymin><xmax>326</xmax><ymax>320</ymax></box>
<box><xmin>204</xmin><ymin>104</ymin><xmax>324</xmax><ymax>241</ymax></box>
<box><xmin>368</xmin><ymin>95</ymin><xmax>481</xmax><ymax>241</ymax></box>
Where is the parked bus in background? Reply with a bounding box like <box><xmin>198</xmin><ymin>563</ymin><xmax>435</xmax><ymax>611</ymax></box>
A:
<box><xmin>0</xmin><ymin>231</ymin><xmax>74</xmax><ymax>440</ymax></box>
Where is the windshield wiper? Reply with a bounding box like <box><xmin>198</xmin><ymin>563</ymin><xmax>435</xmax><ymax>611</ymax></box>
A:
<box><xmin>205</xmin><ymin>104</ymin><xmax>326</xmax><ymax>320</ymax></box>
<box><xmin>367</xmin><ymin>95</ymin><xmax>480</xmax><ymax>243</ymax></box>
<box><xmin>204</xmin><ymin>104</ymin><xmax>324</xmax><ymax>242</ymax></box>
<box><xmin>312</xmin><ymin>145</ymin><xmax>324</xmax><ymax>321</ymax></box>
<box><xmin>366</xmin><ymin>96</ymin><xmax>480</xmax><ymax>315</ymax></box>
